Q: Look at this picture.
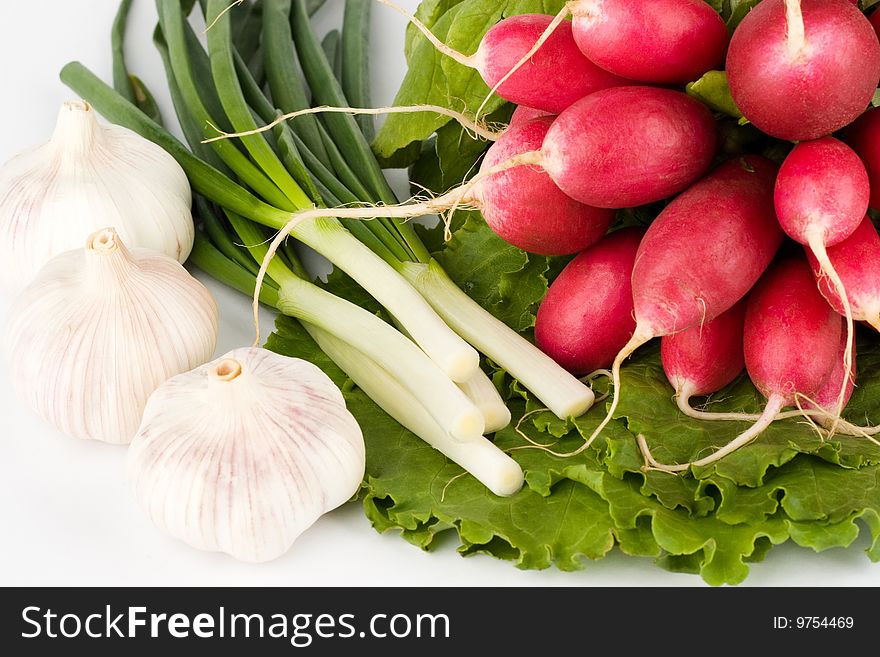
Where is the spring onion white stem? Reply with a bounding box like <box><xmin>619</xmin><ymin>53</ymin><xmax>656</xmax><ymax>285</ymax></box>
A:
<box><xmin>457</xmin><ymin>369</ymin><xmax>512</xmax><ymax>434</ymax></box>
<box><xmin>307</xmin><ymin>324</ymin><xmax>523</xmax><ymax>496</ymax></box>
<box><xmin>295</xmin><ymin>217</ymin><xmax>480</xmax><ymax>382</ymax></box>
<box><xmin>400</xmin><ymin>260</ymin><xmax>595</xmax><ymax>420</ymax></box>
<box><xmin>276</xmin><ymin>276</ymin><xmax>484</xmax><ymax>441</ymax></box>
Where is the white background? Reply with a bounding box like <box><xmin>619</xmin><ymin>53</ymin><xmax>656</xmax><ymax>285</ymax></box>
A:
<box><xmin>0</xmin><ymin>0</ymin><xmax>877</xmax><ymax>588</ymax></box>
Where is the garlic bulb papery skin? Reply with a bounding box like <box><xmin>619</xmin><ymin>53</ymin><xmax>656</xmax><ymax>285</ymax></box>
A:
<box><xmin>126</xmin><ymin>347</ymin><xmax>366</xmax><ymax>563</ymax></box>
<box><xmin>3</xmin><ymin>227</ymin><xmax>218</xmax><ymax>444</ymax></box>
<box><xmin>0</xmin><ymin>100</ymin><xmax>194</xmax><ymax>289</ymax></box>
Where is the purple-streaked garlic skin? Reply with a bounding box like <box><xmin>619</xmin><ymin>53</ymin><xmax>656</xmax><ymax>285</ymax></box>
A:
<box><xmin>3</xmin><ymin>227</ymin><xmax>218</xmax><ymax>444</ymax></box>
<box><xmin>127</xmin><ymin>347</ymin><xmax>365</xmax><ymax>563</ymax></box>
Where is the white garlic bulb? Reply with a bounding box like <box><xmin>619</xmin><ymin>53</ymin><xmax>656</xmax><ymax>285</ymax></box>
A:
<box><xmin>3</xmin><ymin>227</ymin><xmax>218</xmax><ymax>444</ymax></box>
<box><xmin>127</xmin><ymin>347</ymin><xmax>365</xmax><ymax>563</ymax></box>
<box><xmin>0</xmin><ymin>100</ymin><xmax>194</xmax><ymax>288</ymax></box>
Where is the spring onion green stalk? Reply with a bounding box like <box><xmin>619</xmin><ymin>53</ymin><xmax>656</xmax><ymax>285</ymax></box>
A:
<box><xmin>187</xmin><ymin>0</ymin><xmax>482</xmax><ymax>381</ymax></box>
<box><xmin>322</xmin><ymin>30</ymin><xmax>342</xmax><ymax>81</ymax></box>
<box><xmin>341</xmin><ymin>0</ymin><xmax>375</xmax><ymax>141</ymax></box>
<box><xmin>262</xmin><ymin>0</ymin><xmax>333</xmax><ymax>170</ymax></box>
<box><xmin>111</xmin><ymin>0</ymin><xmax>136</xmax><ymax>104</ymax></box>
<box><xmin>112</xmin><ymin>0</ymin><xmax>162</xmax><ymax>123</ymax></box>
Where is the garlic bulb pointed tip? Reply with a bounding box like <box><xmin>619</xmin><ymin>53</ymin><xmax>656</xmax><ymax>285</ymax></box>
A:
<box><xmin>4</xmin><ymin>232</ymin><xmax>218</xmax><ymax>444</ymax></box>
<box><xmin>0</xmin><ymin>100</ymin><xmax>194</xmax><ymax>289</ymax></box>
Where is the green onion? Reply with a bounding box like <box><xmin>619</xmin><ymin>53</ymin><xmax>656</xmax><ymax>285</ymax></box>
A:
<box><xmin>190</xmin><ymin>219</ymin><xmax>485</xmax><ymax>442</ymax></box>
<box><xmin>341</xmin><ymin>0</ymin><xmax>375</xmax><ymax>141</ymax></box>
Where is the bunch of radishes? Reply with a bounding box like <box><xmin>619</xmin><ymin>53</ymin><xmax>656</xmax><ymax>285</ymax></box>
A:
<box><xmin>440</xmin><ymin>0</ymin><xmax>880</xmax><ymax>468</ymax></box>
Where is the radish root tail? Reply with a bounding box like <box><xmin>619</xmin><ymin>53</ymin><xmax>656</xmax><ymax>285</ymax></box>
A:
<box><xmin>202</xmin><ymin>105</ymin><xmax>506</xmax><ymax>144</ymax></box>
<box><xmin>474</xmin><ymin>5</ymin><xmax>572</xmax><ymax>125</ymax></box>
<box><xmin>809</xmin><ymin>233</ymin><xmax>855</xmax><ymax>440</ymax></box>
<box><xmin>640</xmin><ymin>394</ymin><xmax>785</xmax><ymax>473</ymax></box>
<box><xmin>564</xmin><ymin>330</ymin><xmax>651</xmax><ymax>457</ymax></box>
<box><xmin>675</xmin><ymin>384</ymin><xmax>828</xmax><ymax>424</ymax></box>
<box><xmin>509</xmin><ymin>333</ymin><xmax>649</xmax><ymax>459</ymax></box>
<box><xmin>204</xmin><ymin>0</ymin><xmax>243</xmax><ymax>34</ymax></box>
<box><xmin>792</xmin><ymin>393</ymin><xmax>880</xmax><ymax>447</ymax></box>
<box><xmin>376</xmin><ymin>0</ymin><xmax>478</xmax><ymax>68</ymax></box>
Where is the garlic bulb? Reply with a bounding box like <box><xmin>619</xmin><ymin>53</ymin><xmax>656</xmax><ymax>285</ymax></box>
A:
<box><xmin>0</xmin><ymin>100</ymin><xmax>194</xmax><ymax>288</ymax></box>
<box><xmin>126</xmin><ymin>347</ymin><xmax>365</xmax><ymax>563</ymax></box>
<box><xmin>3</xmin><ymin>227</ymin><xmax>218</xmax><ymax>444</ymax></box>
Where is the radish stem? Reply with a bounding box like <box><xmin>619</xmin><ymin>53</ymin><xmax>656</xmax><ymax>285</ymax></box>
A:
<box><xmin>784</xmin><ymin>0</ymin><xmax>806</xmax><ymax>57</ymax></box>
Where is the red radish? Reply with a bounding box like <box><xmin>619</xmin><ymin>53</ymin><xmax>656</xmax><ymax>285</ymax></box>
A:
<box><xmin>662</xmin><ymin>310</ymin><xmax>853</xmax><ymax>428</ymax></box>
<box><xmin>379</xmin><ymin>5</ymin><xmax>629</xmax><ymax>114</ymax></box>
<box><xmin>642</xmin><ymin>257</ymin><xmax>842</xmax><ymax>471</ymax></box>
<box><xmin>775</xmin><ymin>138</ymin><xmax>869</xmax><ymax>247</ymax></box>
<box><xmin>660</xmin><ymin>301</ymin><xmax>746</xmax><ymax>419</ymax></box>
<box><xmin>805</xmin><ymin>322</ymin><xmax>856</xmax><ymax>416</ymax></box>
<box><xmin>473</xmin><ymin>14</ymin><xmax>629</xmax><ymax>113</ymax></box>
<box><xmin>535</xmin><ymin>228</ymin><xmax>645</xmax><ymax>374</ymax></box>
<box><xmin>569</xmin><ymin>0</ymin><xmax>728</xmax><ymax>84</ymax></box>
<box><xmin>845</xmin><ymin>108</ymin><xmax>880</xmax><ymax>210</ymax></box>
<box><xmin>742</xmin><ymin>257</ymin><xmax>841</xmax><ymax>422</ymax></box>
<box><xmin>726</xmin><ymin>0</ymin><xmax>880</xmax><ymax>141</ymax></box>
<box><xmin>508</xmin><ymin>105</ymin><xmax>553</xmax><ymax>127</ymax></box>
<box><xmin>817</xmin><ymin>324</ymin><xmax>880</xmax><ymax>440</ymax></box>
<box><xmin>264</xmin><ymin>89</ymin><xmax>712</xmax><ymax>261</ymax></box>
<box><xmin>630</xmin><ymin>157</ymin><xmax>781</xmax><ymax>338</ymax></box>
<box><xmin>774</xmin><ymin>136</ymin><xmax>869</xmax><ymax>425</ymax></box>
<box><xmin>578</xmin><ymin>156</ymin><xmax>783</xmax><ymax>453</ymax></box>
<box><xmin>806</xmin><ymin>216</ymin><xmax>880</xmax><ymax>331</ymax></box>
<box><xmin>872</xmin><ymin>8</ymin><xmax>880</xmax><ymax>39</ymax></box>
<box><xmin>541</xmin><ymin>86</ymin><xmax>717</xmax><ymax>208</ymax></box>
<box><xmin>475</xmin><ymin>116</ymin><xmax>613</xmax><ymax>255</ymax></box>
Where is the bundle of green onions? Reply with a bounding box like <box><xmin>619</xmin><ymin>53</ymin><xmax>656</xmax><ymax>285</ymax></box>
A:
<box><xmin>61</xmin><ymin>0</ymin><xmax>592</xmax><ymax>496</ymax></box>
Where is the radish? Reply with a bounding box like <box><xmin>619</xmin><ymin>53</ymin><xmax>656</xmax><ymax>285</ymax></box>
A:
<box><xmin>579</xmin><ymin>156</ymin><xmax>783</xmax><ymax>453</ymax></box>
<box><xmin>535</xmin><ymin>227</ymin><xmax>645</xmax><ymax>375</ymax></box>
<box><xmin>804</xmin><ymin>322</ymin><xmax>856</xmax><ymax>417</ymax></box>
<box><xmin>845</xmin><ymin>108</ymin><xmax>880</xmax><ymax>210</ymax></box>
<box><xmin>660</xmin><ymin>301</ymin><xmax>746</xmax><ymax>419</ymax></box>
<box><xmin>508</xmin><ymin>105</ymin><xmax>553</xmax><ymax>128</ymax></box>
<box><xmin>726</xmin><ymin>0</ymin><xmax>880</xmax><ymax>141</ymax></box>
<box><xmin>641</xmin><ymin>256</ymin><xmax>842</xmax><ymax>472</ymax></box>
<box><xmin>475</xmin><ymin>116</ymin><xmax>613</xmax><ymax>255</ymax></box>
<box><xmin>256</xmin><ymin>87</ymin><xmax>716</xmax><ymax>247</ymax></box>
<box><xmin>774</xmin><ymin>136</ymin><xmax>869</xmax><ymax>426</ymax></box>
<box><xmin>664</xmin><ymin>314</ymin><xmax>858</xmax><ymax>428</ymax></box>
<box><xmin>378</xmin><ymin>4</ymin><xmax>628</xmax><ymax>114</ymax></box>
<box><xmin>805</xmin><ymin>216</ymin><xmax>880</xmax><ymax>331</ymax></box>
<box><xmin>540</xmin><ymin>86</ymin><xmax>717</xmax><ymax>208</ymax></box>
<box><xmin>569</xmin><ymin>0</ymin><xmax>729</xmax><ymax>83</ymax></box>
<box><xmin>662</xmin><ymin>305</ymin><xmax>857</xmax><ymax>426</ymax></box>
